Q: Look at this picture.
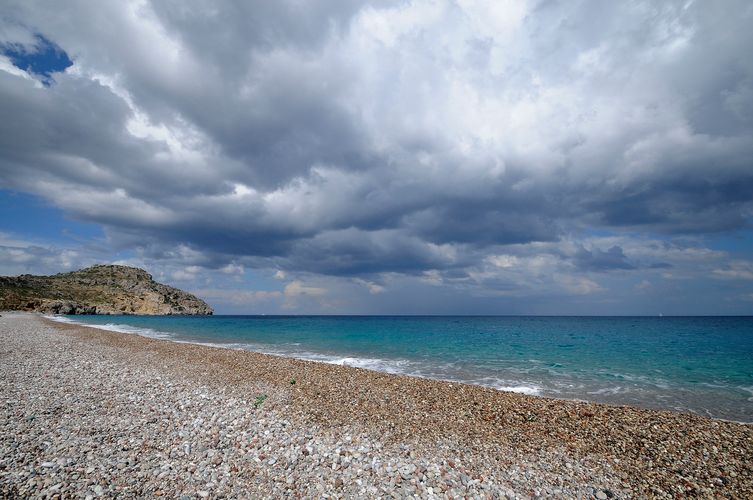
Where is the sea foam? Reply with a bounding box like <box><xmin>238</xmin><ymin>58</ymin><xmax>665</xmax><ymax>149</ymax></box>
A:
<box><xmin>45</xmin><ymin>315</ymin><xmax>175</xmax><ymax>340</ymax></box>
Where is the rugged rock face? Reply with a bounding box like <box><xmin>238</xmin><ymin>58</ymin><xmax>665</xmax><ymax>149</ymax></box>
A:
<box><xmin>0</xmin><ymin>265</ymin><xmax>213</xmax><ymax>315</ymax></box>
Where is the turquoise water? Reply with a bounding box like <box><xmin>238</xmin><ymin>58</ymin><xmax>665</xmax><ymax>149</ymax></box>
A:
<box><xmin>55</xmin><ymin>315</ymin><xmax>753</xmax><ymax>422</ymax></box>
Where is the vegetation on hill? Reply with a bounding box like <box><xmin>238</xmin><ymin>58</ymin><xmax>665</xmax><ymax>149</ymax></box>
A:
<box><xmin>0</xmin><ymin>265</ymin><xmax>213</xmax><ymax>315</ymax></box>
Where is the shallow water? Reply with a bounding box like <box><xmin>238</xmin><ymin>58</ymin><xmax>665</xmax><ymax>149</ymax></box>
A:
<box><xmin>54</xmin><ymin>315</ymin><xmax>753</xmax><ymax>422</ymax></box>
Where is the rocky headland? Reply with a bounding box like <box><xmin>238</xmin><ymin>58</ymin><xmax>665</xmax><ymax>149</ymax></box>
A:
<box><xmin>0</xmin><ymin>265</ymin><xmax>213</xmax><ymax>315</ymax></box>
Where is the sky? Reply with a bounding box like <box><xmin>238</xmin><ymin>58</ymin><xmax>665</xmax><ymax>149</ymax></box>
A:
<box><xmin>1</xmin><ymin>0</ymin><xmax>752</xmax><ymax>315</ymax></box>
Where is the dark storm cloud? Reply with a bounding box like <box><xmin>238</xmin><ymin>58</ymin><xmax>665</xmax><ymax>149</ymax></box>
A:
<box><xmin>1</xmin><ymin>0</ymin><xmax>753</xmax><ymax>295</ymax></box>
<box><xmin>151</xmin><ymin>1</ymin><xmax>395</xmax><ymax>62</ymax></box>
<box><xmin>573</xmin><ymin>245</ymin><xmax>634</xmax><ymax>272</ymax></box>
<box><xmin>280</xmin><ymin>228</ymin><xmax>468</xmax><ymax>276</ymax></box>
<box><xmin>580</xmin><ymin>137</ymin><xmax>753</xmax><ymax>234</ymax></box>
<box><xmin>405</xmin><ymin>204</ymin><xmax>560</xmax><ymax>246</ymax></box>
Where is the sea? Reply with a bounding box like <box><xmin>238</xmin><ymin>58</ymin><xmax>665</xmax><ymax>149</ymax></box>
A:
<box><xmin>49</xmin><ymin>315</ymin><xmax>753</xmax><ymax>423</ymax></box>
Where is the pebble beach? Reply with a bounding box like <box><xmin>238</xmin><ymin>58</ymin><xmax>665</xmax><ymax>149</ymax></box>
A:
<box><xmin>1</xmin><ymin>313</ymin><xmax>751</xmax><ymax>499</ymax></box>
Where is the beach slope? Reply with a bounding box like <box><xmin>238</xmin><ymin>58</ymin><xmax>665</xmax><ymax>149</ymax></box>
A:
<box><xmin>0</xmin><ymin>313</ymin><xmax>751</xmax><ymax>498</ymax></box>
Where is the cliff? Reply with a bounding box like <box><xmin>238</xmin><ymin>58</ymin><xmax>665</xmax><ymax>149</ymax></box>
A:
<box><xmin>0</xmin><ymin>265</ymin><xmax>213</xmax><ymax>315</ymax></box>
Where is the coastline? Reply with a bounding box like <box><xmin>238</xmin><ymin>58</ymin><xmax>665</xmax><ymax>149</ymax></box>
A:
<box><xmin>45</xmin><ymin>313</ymin><xmax>753</xmax><ymax>424</ymax></box>
<box><xmin>1</xmin><ymin>312</ymin><xmax>751</xmax><ymax>498</ymax></box>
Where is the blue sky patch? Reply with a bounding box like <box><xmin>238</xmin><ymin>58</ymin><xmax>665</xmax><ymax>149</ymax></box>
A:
<box><xmin>2</xmin><ymin>33</ymin><xmax>72</xmax><ymax>85</ymax></box>
<box><xmin>0</xmin><ymin>190</ymin><xmax>102</xmax><ymax>242</ymax></box>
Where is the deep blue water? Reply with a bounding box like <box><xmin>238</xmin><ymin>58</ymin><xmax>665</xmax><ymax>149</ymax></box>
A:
<box><xmin>54</xmin><ymin>315</ymin><xmax>753</xmax><ymax>422</ymax></box>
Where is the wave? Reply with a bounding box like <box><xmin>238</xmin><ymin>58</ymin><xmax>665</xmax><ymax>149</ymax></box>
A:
<box><xmin>251</xmin><ymin>349</ymin><xmax>415</xmax><ymax>375</ymax></box>
<box><xmin>466</xmin><ymin>376</ymin><xmax>544</xmax><ymax>396</ymax></box>
<box><xmin>45</xmin><ymin>315</ymin><xmax>176</xmax><ymax>340</ymax></box>
<box><xmin>42</xmin><ymin>314</ymin><xmax>753</xmax><ymax>422</ymax></box>
<box><xmin>587</xmin><ymin>386</ymin><xmax>626</xmax><ymax>396</ymax></box>
<box><xmin>45</xmin><ymin>315</ymin><xmax>547</xmax><ymax>397</ymax></box>
<box><xmin>495</xmin><ymin>385</ymin><xmax>542</xmax><ymax>396</ymax></box>
<box><xmin>44</xmin><ymin>315</ymin><xmax>77</xmax><ymax>324</ymax></box>
<box><xmin>739</xmin><ymin>385</ymin><xmax>753</xmax><ymax>402</ymax></box>
<box><xmin>315</xmin><ymin>355</ymin><xmax>412</xmax><ymax>373</ymax></box>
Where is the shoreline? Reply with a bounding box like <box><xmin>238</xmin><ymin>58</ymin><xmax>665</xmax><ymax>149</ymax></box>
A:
<box><xmin>44</xmin><ymin>313</ymin><xmax>753</xmax><ymax>425</ymax></box>
<box><xmin>2</xmin><ymin>312</ymin><xmax>752</xmax><ymax>497</ymax></box>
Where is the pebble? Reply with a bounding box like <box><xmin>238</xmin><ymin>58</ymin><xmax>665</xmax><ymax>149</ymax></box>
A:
<box><xmin>0</xmin><ymin>313</ymin><xmax>750</xmax><ymax>499</ymax></box>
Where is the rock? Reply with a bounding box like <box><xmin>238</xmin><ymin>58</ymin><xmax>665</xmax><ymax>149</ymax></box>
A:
<box><xmin>2</xmin><ymin>312</ymin><xmax>750</xmax><ymax>500</ymax></box>
<box><xmin>58</xmin><ymin>302</ymin><xmax>75</xmax><ymax>315</ymax></box>
<box><xmin>0</xmin><ymin>265</ymin><xmax>213</xmax><ymax>315</ymax></box>
<box><xmin>399</xmin><ymin>464</ymin><xmax>417</xmax><ymax>480</ymax></box>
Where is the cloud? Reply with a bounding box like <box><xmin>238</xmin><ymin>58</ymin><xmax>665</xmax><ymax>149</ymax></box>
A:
<box><xmin>0</xmin><ymin>241</ymin><xmax>95</xmax><ymax>277</ymax></box>
<box><xmin>283</xmin><ymin>280</ymin><xmax>327</xmax><ymax>298</ymax></box>
<box><xmin>353</xmin><ymin>278</ymin><xmax>386</xmax><ymax>295</ymax></box>
<box><xmin>713</xmin><ymin>261</ymin><xmax>753</xmax><ymax>281</ymax></box>
<box><xmin>574</xmin><ymin>245</ymin><xmax>635</xmax><ymax>272</ymax></box>
<box><xmin>0</xmin><ymin>33</ymin><xmax>72</xmax><ymax>85</ymax></box>
<box><xmin>635</xmin><ymin>280</ymin><xmax>653</xmax><ymax>292</ymax></box>
<box><xmin>282</xmin><ymin>280</ymin><xmax>329</xmax><ymax>310</ymax></box>
<box><xmin>170</xmin><ymin>265</ymin><xmax>202</xmax><ymax>282</ymax></box>
<box><xmin>219</xmin><ymin>262</ymin><xmax>244</xmax><ymax>275</ymax></box>
<box><xmin>1</xmin><ymin>1</ymin><xmax>753</xmax><ymax>313</ymax></box>
<box><xmin>194</xmin><ymin>288</ymin><xmax>283</xmax><ymax>307</ymax></box>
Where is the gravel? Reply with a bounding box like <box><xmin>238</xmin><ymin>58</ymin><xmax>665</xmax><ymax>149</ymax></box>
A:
<box><xmin>1</xmin><ymin>312</ymin><xmax>751</xmax><ymax>498</ymax></box>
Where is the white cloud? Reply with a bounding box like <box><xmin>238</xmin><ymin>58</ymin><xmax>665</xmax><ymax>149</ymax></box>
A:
<box><xmin>713</xmin><ymin>261</ymin><xmax>753</xmax><ymax>280</ymax></box>
<box><xmin>0</xmin><ymin>237</ymin><xmax>94</xmax><ymax>276</ymax></box>
<box><xmin>220</xmin><ymin>262</ymin><xmax>244</xmax><ymax>275</ymax></box>
<box><xmin>1</xmin><ymin>0</ymin><xmax>753</xmax><ymax>313</ymax></box>
<box><xmin>353</xmin><ymin>278</ymin><xmax>386</xmax><ymax>294</ymax></box>
<box><xmin>193</xmin><ymin>288</ymin><xmax>282</xmax><ymax>306</ymax></box>
<box><xmin>0</xmin><ymin>55</ymin><xmax>42</xmax><ymax>86</ymax></box>
<box><xmin>635</xmin><ymin>280</ymin><xmax>653</xmax><ymax>292</ymax></box>
<box><xmin>284</xmin><ymin>280</ymin><xmax>327</xmax><ymax>298</ymax></box>
<box><xmin>280</xmin><ymin>280</ymin><xmax>329</xmax><ymax>310</ymax></box>
<box><xmin>170</xmin><ymin>265</ymin><xmax>202</xmax><ymax>281</ymax></box>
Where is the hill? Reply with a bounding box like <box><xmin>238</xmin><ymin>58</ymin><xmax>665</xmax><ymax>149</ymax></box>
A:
<box><xmin>0</xmin><ymin>265</ymin><xmax>213</xmax><ymax>315</ymax></box>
